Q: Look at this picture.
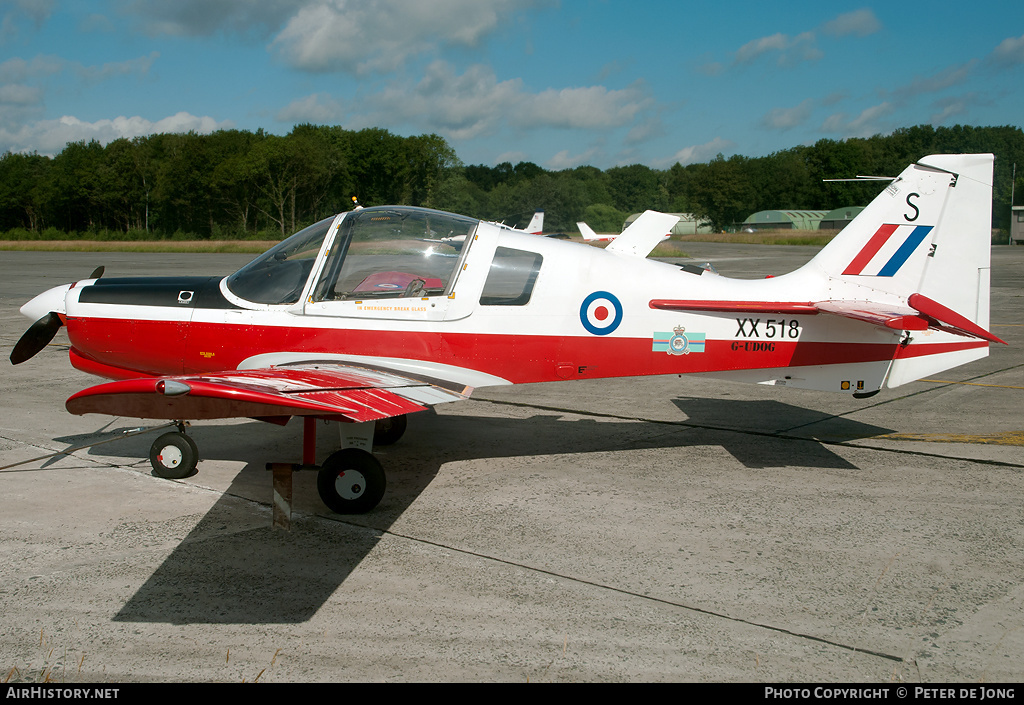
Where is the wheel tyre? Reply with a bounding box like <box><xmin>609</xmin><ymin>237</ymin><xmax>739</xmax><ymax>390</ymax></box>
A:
<box><xmin>373</xmin><ymin>414</ymin><xmax>407</xmax><ymax>446</ymax></box>
<box><xmin>149</xmin><ymin>432</ymin><xmax>198</xmax><ymax>480</ymax></box>
<box><xmin>317</xmin><ymin>448</ymin><xmax>386</xmax><ymax>514</ymax></box>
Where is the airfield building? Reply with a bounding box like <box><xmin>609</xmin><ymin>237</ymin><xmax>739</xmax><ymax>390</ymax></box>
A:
<box><xmin>742</xmin><ymin>210</ymin><xmax>828</xmax><ymax>231</ymax></box>
<box><xmin>820</xmin><ymin>206</ymin><xmax>865</xmax><ymax>230</ymax></box>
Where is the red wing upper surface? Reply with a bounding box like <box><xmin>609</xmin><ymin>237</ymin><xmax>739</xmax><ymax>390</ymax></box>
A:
<box><xmin>65</xmin><ymin>363</ymin><xmax>473</xmax><ymax>422</ymax></box>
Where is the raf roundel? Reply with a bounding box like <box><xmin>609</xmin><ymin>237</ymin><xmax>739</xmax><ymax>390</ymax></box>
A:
<box><xmin>580</xmin><ymin>291</ymin><xmax>623</xmax><ymax>335</ymax></box>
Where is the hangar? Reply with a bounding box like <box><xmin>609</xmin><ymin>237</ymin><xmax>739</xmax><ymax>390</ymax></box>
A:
<box><xmin>820</xmin><ymin>206</ymin><xmax>866</xmax><ymax>230</ymax></box>
<box><xmin>742</xmin><ymin>210</ymin><xmax>828</xmax><ymax>231</ymax></box>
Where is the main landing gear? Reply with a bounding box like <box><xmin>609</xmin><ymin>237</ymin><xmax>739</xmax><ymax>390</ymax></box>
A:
<box><xmin>147</xmin><ymin>416</ymin><xmax>408</xmax><ymax>524</ymax></box>
<box><xmin>149</xmin><ymin>423</ymin><xmax>198</xmax><ymax>480</ymax></box>
<box><xmin>316</xmin><ymin>448</ymin><xmax>386</xmax><ymax>515</ymax></box>
<box><xmin>313</xmin><ymin>415</ymin><xmax>406</xmax><ymax>515</ymax></box>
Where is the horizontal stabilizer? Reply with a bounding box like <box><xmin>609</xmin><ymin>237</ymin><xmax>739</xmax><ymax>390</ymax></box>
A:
<box><xmin>909</xmin><ymin>293</ymin><xmax>1006</xmax><ymax>344</ymax></box>
<box><xmin>814</xmin><ymin>301</ymin><xmax>928</xmax><ymax>331</ymax></box>
<box><xmin>649</xmin><ymin>296</ymin><xmax>1001</xmax><ymax>341</ymax></box>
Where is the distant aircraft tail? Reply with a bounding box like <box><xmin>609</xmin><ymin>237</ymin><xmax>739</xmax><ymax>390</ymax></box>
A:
<box><xmin>579</xmin><ymin>214</ymin><xmax>675</xmax><ymax>252</ymax></box>
<box><xmin>807</xmin><ymin>153</ymin><xmax>1002</xmax><ymax>387</ymax></box>
<box><xmin>577</xmin><ymin>221</ymin><xmax>611</xmax><ymax>241</ymax></box>
<box><xmin>524</xmin><ymin>210</ymin><xmax>544</xmax><ymax>235</ymax></box>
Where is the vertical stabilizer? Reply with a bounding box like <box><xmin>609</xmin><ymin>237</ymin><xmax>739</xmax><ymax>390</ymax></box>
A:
<box><xmin>524</xmin><ymin>210</ymin><xmax>544</xmax><ymax>235</ymax></box>
<box><xmin>806</xmin><ymin>154</ymin><xmax>996</xmax><ymax>387</ymax></box>
<box><xmin>812</xmin><ymin>155</ymin><xmax>992</xmax><ymax>308</ymax></box>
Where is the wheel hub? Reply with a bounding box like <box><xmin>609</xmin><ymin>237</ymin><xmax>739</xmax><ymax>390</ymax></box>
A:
<box><xmin>158</xmin><ymin>445</ymin><xmax>183</xmax><ymax>468</ymax></box>
<box><xmin>335</xmin><ymin>470</ymin><xmax>366</xmax><ymax>499</ymax></box>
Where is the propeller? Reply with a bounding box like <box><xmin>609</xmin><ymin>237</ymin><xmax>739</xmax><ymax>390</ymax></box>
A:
<box><xmin>10</xmin><ymin>312</ymin><xmax>64</xmax><ymax>364</ymax></box>
<box><xmin>10</xmin><ymin>265</ymin><xmax>102</xmax><ymax>365</ymax></box>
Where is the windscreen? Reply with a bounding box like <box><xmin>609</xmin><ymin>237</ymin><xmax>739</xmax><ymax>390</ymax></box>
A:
<box><xmin>226</xmin><ymin>215</ymin><xmax>337</xmax><ymax>304</ymax></box>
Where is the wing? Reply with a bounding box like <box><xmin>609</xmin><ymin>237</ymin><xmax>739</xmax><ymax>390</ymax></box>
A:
<box><xmin>65</xmin><ymin>363</ymin><xmax>473</xmax><ymax>422</ymax></box>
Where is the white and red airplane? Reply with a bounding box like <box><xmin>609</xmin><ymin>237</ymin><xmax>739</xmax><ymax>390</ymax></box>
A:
<box><xmin>11</xmin><ymin>154</ymin><xmax>1004</xmax><ymax>515</ymax></box>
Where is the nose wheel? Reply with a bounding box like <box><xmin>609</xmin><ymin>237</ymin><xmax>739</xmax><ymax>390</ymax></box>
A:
<box><xmin>149</xmin><ymin>430</ymin><xmax>198</xmax><ymax>479</ymax></box>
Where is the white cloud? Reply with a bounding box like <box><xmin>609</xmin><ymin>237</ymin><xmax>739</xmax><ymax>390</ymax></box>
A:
<box><xmin>991</xmin><ymin>33</ymin><xmax>1024</xmax><ymax>66</ymax></box>
<box><xmin>714</xmin><ymin>9</ymin><xmax>879</xmax><ymax>74</ymax></box>
<box><xmin>890</xmin><ymin>61</ymin><xmax>976</xmax><ymax>101</ymax></box>
<box><xmin>625</xmin><ymin>116</ymin><xmax>666</xmax><ymax>146</ymax></box>
<box><xmin>822</xmin><ymin>9</ymin><xmax>881</xmax><ymax>37</ymax></box>
<box><xmin>735</xmin><ymin>33</ymin><xmax>790</xmax><ymax>64</ymax></box>
<box><xmin>760</xmin><ymin>99</ymin><xmax>814</xmax><ymax>130</ymax></box>
<box><xmin>493</xmin><ymin>150</ymin><xmax>529</xmax><ymax>165</ymax></box>
<box><xmin>354</xmin><ymin>61</ymin><xmax>652</xmax><ymax>141</ymax></box>
<box><xmin>0</xmin><ymin>112</ymin><xmax>233</xmax><ymax>156</ymax></box>
<box><xmin>0</xmin><ymin>53</ymin><xmax>157</xmax><ymax>84</ymax></box>
<box><xmin>0</xmin><ymin>52</ymin><xmax>163</xmax><ymax>147</ymax></box>
<box><xmin>821</xmin><ymin>102</ymin><xmax>892</xmax><ymax>138</ymax></box>
<box><xmin>930</xmin><ymin>96</ymin><xmax>971</xmax><ymax>124</ymax></box>
<box><xmin>0</xmin><ymin>83</ymin><xmax>42</xmax><ymax>106</ymax></box>
<box><xmin>697</xmin><ymin>61</ymin><xmax>725</xmax><ymax>77</ymax></box>
<box><xmin>276</xmin><ymin>93</ymin><xmax>345</xmax><ymax>123</ymax></box>
<box><xmin>1</xmin><ymin>0</ymin><xmax>54</xmax><ymax>41</ymax></box>
<box><xmin>79</xmin><ymin>13</ymin><xmax>115</xmax><ymax>34</ymax></box>
<box><xmin>74</xmin><ymin>52</ymin><xmax>160</xmax><ymax>84</ymax></box>
<box><xmin>512</xmin><ymin>83</ymin><xmax>652</xmax><ymax>130</ymax></box>
<box><xmin>658</xmin><ymin>137</ymin><xmax>735</xmax><ymax>168</ymax></box>
<box><xmin>546</xmin><ymin>146</ymin><xmax>604</xmax><ymax>170</ymax></box>
<box><xmin>271</xmin><ymin>0</ymin><xmax>548</xmax><ymax>74</ymax></box>
<box><xmin>734</xmin><ymin>31</ymin><xmax>821</xmax><ymax>68</ymax></box>
<box><xmin>360</xmin><ymin>62</ymin><xmax>522</xmax><ymax>139</ymax></box>
<box><xmin>0</xmin><ymin>84</ymin><xmax>44</xmax><ymax>133</ymax></box>
<box><xmin>125</xmin><ymin>0</ymin><xmax>304</xmax><ymax>37</ymax></box>
<box><xmin>0</xmin><ymin>55</ymin><xmax>65</xmax><ymax>83</ymax></box>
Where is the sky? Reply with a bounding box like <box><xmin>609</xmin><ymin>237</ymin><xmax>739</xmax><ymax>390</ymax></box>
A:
<box><xmin>1</xmin><ymin>0</ymin><xmax>1023</xmax><ymax>170</ymax></box>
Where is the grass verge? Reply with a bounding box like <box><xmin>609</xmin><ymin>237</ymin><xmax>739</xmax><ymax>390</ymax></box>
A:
<box><xmin>0</xmin><ymin>229</ymin><xmax>840</xmax><ymax>253</ymax></box>
<box><xmin>0</xmin><ymin>240</ymin><xmax>277</xmax><ymax>253</ymax></box>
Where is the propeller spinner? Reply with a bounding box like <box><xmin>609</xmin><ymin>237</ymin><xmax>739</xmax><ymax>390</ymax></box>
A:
<box><xmin>10</xmin><ymin>266</ymin><xmax>102</xmax><ymax>365</ymax></box>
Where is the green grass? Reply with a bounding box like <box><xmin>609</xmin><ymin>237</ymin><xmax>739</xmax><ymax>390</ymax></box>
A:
<box><xmin>0</xmin><ymin>240</ymin><xmax>277</xmax><ymax>253</ymax></box>
<box><xmin>0</xmin><ymin>229</ymin><xmax>841</xmax><ymax>253</ymax></box>
<box><xmin>678</xmin><ymin>229</ymin><xmax>839</xmax><ymax>246</ymax></box>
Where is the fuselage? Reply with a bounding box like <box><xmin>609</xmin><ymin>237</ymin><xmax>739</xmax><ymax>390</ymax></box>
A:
<box><xmin>23</xmin><ymin>204</ymin><xmax>984</xmax><ymax>396</ymax></box>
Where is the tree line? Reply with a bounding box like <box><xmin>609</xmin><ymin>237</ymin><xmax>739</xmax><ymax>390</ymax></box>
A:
<box><xmin>1</xmin><ymin>123</ymin><xmax>1022</xmax><ymax>240</ymax></box>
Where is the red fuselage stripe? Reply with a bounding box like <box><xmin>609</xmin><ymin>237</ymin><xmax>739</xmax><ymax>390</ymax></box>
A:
<box><xmin>65</xmin><ymin>317</ymin><xmax>987</xmax><ymax>384</ymax></box>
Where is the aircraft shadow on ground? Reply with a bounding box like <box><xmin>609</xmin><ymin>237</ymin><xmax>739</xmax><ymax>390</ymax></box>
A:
<box><xmin>670</xmin><ymin>397</ymin><xmax>893</xmax><ymax>470</ymax></box>
<box><xmin>53</xmin><ymin>398</ymin><xmax>893</xmax><ymax>625</ymax></box>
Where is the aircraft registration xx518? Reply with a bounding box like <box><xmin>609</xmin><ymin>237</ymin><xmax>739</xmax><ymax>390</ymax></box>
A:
<box><xmin>11</xmin><ymin>154</ymin><xmax>1004</xmax><ymax>515</ymax></box>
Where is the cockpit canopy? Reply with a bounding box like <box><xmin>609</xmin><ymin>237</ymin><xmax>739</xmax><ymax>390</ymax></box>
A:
<box><xmin>226</xmin><ymin>207</ymin><xmax>479</xmax><ymax>306</ymax></box>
